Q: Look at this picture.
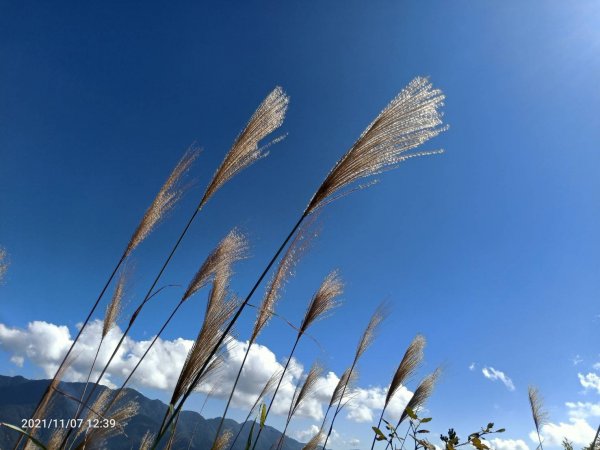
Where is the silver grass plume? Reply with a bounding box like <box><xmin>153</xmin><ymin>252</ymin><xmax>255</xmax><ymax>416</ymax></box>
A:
<box><xmin>355</xmin><ymin>304</ymin><xmax>386</xmax><ymax>361</ymax></box>
<box><xmin>72</xmin><ymin>389</ymin><xmax>112</xmax><ymax>444</ymax></box>
<box><xmin>249</xmin><ymin>371</ymin><xmax>281</xmax><ymax>416</ymax></box>
<box><xmin>289</xmin><ymin>363</ymin><xmax>323</xmax><ymax>421</ymax></box>
<box><xmin>127</xmin><ymin>147</ymin><xmax>199</xmax><ymax>255</ymax></box>
<box><xmin>200</xmin><ymin>87</ymin><xmax>289</xmax><ymax>207</ymax></box>
<box><xmin>171</xmin><ymin>271</ymin><xmax>237</xmax><ymax>405</ymax></box>
<box><xmin>139</xmin><ymin>431</ymin><xmax>155</xmax><ymax>450</ymax></box>
<box><xmin>302</xmin><ymin>431</ymin><xmax>324</xmax><ymax>450</ymax></box>
<box><xmin>299</xmin><ymin>270</ymin><xmax>343</xmax><ymax>334</ymax></box>
<box><xmin>0</xmin><ymin>247</ymin><xmax>8</xmax><ymax>283</ymax></box>
<box><xmin>102</xmin><ymin>271</ymin><xmax>126</xmax><ymax>338</ymax></box>
<box><xmin>74</xmin><ymin>399</ymin><xmax>139</xmax><ymax>449</ymax></box>
<box><xmin>182</xmin><ymin>229</ymin><xmax>248</xmax><ymax>301</ymax></box>
<box><xmin>47</xmin><ymin>428</ymin><xmax>68</xmax><ymax>450</ymax></box>
<box><xmin>399</xmin><ymin>368</ymin><xmax>441</xmax><ymax>424</ymax></box>
<box><xmin>528</xmin><ymin>386</ymin><xmax>549</xmax><ymax>440</ymax></box>
<box><xmin>252</xmin><ymin>216</ymin><xmax>318</xmax><ymax>340</ymax></box>
<box><xmin>305</xmin><ymin>77</ymin><xmax>446</xmax><ymax>214</ymax></box>
<box><xmin>329</xmin><ymin>367</ymin><xmax>358</xmax><ymax>409</ymax></box>
<box><xmin>385</xmin><ymin>335</ymin><xmax>425</xmax><ymax>407</ymax></box>
<box><xmin>211</xmin><ymin>430</ymin><xmax>233</xmax><ymax>450</ymax></box>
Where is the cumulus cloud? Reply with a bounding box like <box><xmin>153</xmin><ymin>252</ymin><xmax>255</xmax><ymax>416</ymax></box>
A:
<box><xmin>481</xmin><ymin>367</ymin><xmax>515</xmax><ymax>391</ymax></box>
<box><xmin>0</xmin><ymin>320</ymin><xmax>412</xmax><ymax>424</ymax></box>
<box><xmin>486</xmin><ymin>438</ymin><xmax>530</xmax><ymax>450</ymax></box>
<box><xmin>578</xmin><ymin>372</ymin><xmax>600</xmax><ymax>394</ymax></box>
<box><xmin>531</xmin><ymin>419</ymin><xmax>595</xmax><ymax>447</ymax></box>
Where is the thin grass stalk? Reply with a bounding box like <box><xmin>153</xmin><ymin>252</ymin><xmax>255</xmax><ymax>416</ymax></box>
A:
<box><xmin>322</xmin><ymin>306</ymin><xmax>386</xmax><ymax>450</ymax></box>
<box><xmin>186</xmin><ymin>389</ymin><xmax>214</xmax><ymax>450</ymax></box>
<box><xmin>213</xmin><ymin>221</ymin><xmax>314</xmax><ymax>442</ymax></box>
<box><xmin>370</xmin><ymin>335</ymin><xmax>425</xmax><ymax>450</ymax></box>
<box><xmin>151</xmin><ymin>215</ymin><xmax>305</xmax><ymax>449</ymax></box>
<box><xmin>63</xmin><ymin>87</ymin><xmax>286</xmax><ymax>445</ymax></box>
<box><xmin>591</xmin><ymin>423</ymin><xmax>600</xmax><ymax>450</ymax></box>
<box><xmin>229</xmin><ymin>372</ymin><xmax>280</xmax><ymax>450</ymax></box>
<box><xmin>528</xmin><ymin>386</ymin><xmax>548</xmax><ymax>450</ymax></box>
<box><xmin>155</xmin><ymin>77</ymin><xmax>446</xmax><ymax>448</ymax></box>
<box><xmin>249</xmin><ymin>335</ymin><xmax>301</xmax><ymax>450</ymax></box>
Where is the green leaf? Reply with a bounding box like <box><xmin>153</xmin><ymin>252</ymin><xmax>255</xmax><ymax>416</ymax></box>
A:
<box><xmin>0</xmin><ymin>423</ymin><xmax>47</xmax><ymax>450</ymax></box>
<box><xmin>260</xmin><ymin>403</ymin><xmax>267</xmax><ymax>429</ymax></box>
<box><xmin>421</xmin><ymin>417</ymin><xmax>432</xmax><ymax>423</ymax></box>
<box><xmin>418</xmin><ymin>430</ymin><xmax>430</xmax><ymax>434</ymax></box>
<box><xmin>497</xmin><ymin>429</ymin><xmax>506</xmax><ymax>433</ymax></box>
<box><xmin>405</xmin><ymin>407</ymin><xmax>418</xmax><ymax>420</ymax></box>
<box><xmin>487</xmin><ymin>423</ymin><xmax>494</xmax><ymax>431</ymax></box>
<box><xmin>372</xmin><ymin>427</ymin><xmax>387</xmax><ymax>441</ymax></box>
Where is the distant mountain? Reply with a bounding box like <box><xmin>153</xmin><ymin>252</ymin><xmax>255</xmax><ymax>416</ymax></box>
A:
<box><xmin>0</xmin><ymin>375</ymin><xmax>305</xmax><ymax>450</ymax></box>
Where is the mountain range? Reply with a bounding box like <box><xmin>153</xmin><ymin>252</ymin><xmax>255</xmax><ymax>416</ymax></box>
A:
<box><xmin>0</xmin><ymin>375</ymin><xmax>307</xmax><ymax>450</ymax></box>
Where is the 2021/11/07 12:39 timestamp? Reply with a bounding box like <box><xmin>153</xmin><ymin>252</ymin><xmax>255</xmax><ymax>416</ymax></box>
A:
<box><xmin>21</xmin><ymin>418</ymin><xmax>118</xmax><ymax>429</ymax></box>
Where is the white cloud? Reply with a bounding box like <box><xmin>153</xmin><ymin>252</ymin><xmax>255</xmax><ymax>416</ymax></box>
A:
<box><xmin>572</xmin><ymin>355</ymin><xmax>583</xmax><ymax>366</ymax></box>
<box><xmin>486</xmin><ymin>438</ymin><xmax>530</xmax><ymax>450</ymax></box>
<box><xmin>469</xmin><ymin>363</ymin><xmax>476</xmax><ymax>371</ymax></box>
<box><xmin>565</xmin><ymin>401</ymin><xmax>600</xmax><ymax>420</ymax></box>
<box><xmin>294</xmin><ymin>424</ymin><xmax>321</xmax><ymax>442</ymax></box>
<box><xmin>482</xmin><ymin>367</ymin><xmax>515</xmax><ymax>391</ymax></box>
<box><xmin>0</xmin><ymin>320</ymin><xmax>412</xmax><ymax>425</ymax></box>
<box><xmin>530</xmin><ymin>419</ymin><xmax>596</xmax><ymax>447</ymax></box>
<box><xmin>578</xmin><ymin>372</ymin><xmax>600</xmax><ymax>394</ymax></box>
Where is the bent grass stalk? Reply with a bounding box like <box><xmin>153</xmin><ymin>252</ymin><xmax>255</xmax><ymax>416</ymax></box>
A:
<box><xmin>154</xmin><ymin>77</ymin><xmax>446</xmax><ymax>449</ymax></box>
<box><xmin>59</xmin><ymin>87</ymin><xmax>288</xmax><ymax>448</ymax></box>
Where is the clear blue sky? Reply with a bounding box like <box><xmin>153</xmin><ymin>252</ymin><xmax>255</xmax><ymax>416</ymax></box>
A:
<box><xmin>1</xmin><ymin>1</ymin><xmax>599</xmax><ymax>448</ymax></box>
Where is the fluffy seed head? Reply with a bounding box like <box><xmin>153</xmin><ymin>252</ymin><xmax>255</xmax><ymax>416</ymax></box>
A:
<box><xmin>385</xmin><ymin>334</ymin><xmax>425</xmax><ymax>407</ymax></box>
<box><xmin>302</xmin><ymin>431</ymin><xmax>324</xmax><ymax>450</ymax></box>
<box><xmin>355</xmin><ymin>304</ymin><xmax>387</xmax><ymax>361</ymax></box>
<box><xmin>139</xmin><ymin>431</ymin><xmax>155</xmax><ymax>450</ymax></box>
<box><xmin>289</xmin><ymin>362</ymin><xmax>323</xmax><ymax>420</ymax></box>
<box><xmin>102</xmin><ymin>272</ymin><xmax>126</xmax><ymax>338</ymax></box>
<box><xmin>127</xmin><ymin>147</ymin><xmax>199</xmax><ymax>255</ymax></box>
<box><xmin>399</xmin><ymin>368</ymin><xmax>441</xmax><ymax>424</ymax></box>
<box><xmin>183</xmin><ymin>229</ymin><xmax>248</xmax><ymax>301</ymax></box>
<box><xmin>0</xmin><ymin>247</ymin><xmax>8</xmax><ymax>283</ymax></box>
<box><xmin>211</xmin><ymin>430</ymin><xmax>233</xmax><ymax>450</ymax></box>
<box><xmin>329</xmin><ymin>367</ymin><xmax>359</xmax><ymax>408</ymax></box>
<box><xmin>299</xmin><ymin>270</ymin><xmax>343</xmax><ymax>334</ymax></box>
<box><xmin>306</xmin><ymin>77</ymin><xmax>446</xmax><ymax>214</ymax></box>
<box><xmin>252</xmin><ymin>217</ymin><xmax>318</xmax><ymax>340</ymax></box>
<box><xmin>528</xmin><ymin>385</ymin><xmax>549</xmax><ymax>433</ymax></box>
<box><xmin>201</xmin><ymin>87</ymin><xmax>289</xmax><ymax>207</ymax></box>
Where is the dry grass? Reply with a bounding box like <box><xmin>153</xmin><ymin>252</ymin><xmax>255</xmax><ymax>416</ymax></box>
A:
<box><xmin>200</xmin><ymin>87</ymin><xmax>289</xmax><ymax>207</ymax></box>
<box><xmin>399</xmin><ymin>368</ymin><xmax>441</xmax><ymax>424</ymax></box>
<box><xmin>302</xmin><ymin>431</ymin><xmax>323</xmax><ymax>450</ymax></box>
<box><xmin>385</xmin><ymin>334</ymin><xmax>425</xmax><ymax>407</ymax></box>
<box><xmin>210</xmin><ymin>430</ymin><xmax>233</xmax><ymax>450</ymax></box>
<box><xmin>306</xmin><ymin>77</ymin><xmax>446</xmax><ymax>214</ymax></box>
<box><xmin>0</xmin><ymin>247</ymin><xmax>8</xmax><ymax>283</ymax></box>
<box><xmin>102</xmin><ymin>271</ymin><xmax>126</xmax><ymax>338</ymax></box>
<box><xmin>127</xmin><ymin>147</ymin><xmax>199</xmax><ymax>255</ymax></box>
<box><xmin>299</xmin><ymin>270</ymin><xmax>343</xmax><ymax>334</ymax></box>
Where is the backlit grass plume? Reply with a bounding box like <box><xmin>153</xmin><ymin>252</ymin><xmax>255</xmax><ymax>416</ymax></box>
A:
<box><xmin>371</xmin><ymin>334</ymin><xmax>425</xmax><ymax>450</ymax></box>
<box><xmin>200</xmin><ymin>86</ymin><xmax>289</xmax><ymax>207</ymax></box>
<box><xmin>528</xmin><ymin>385</ymin><xmax>548</xmax><ymax>450</ymax></box>
<box><xmin>303</xmin><ymin>431</ymin><xmax>324</xmax><ymax>450</ymax></box>
<box><xmin>210</xmin><ymin>430</ymin><xmax>233</xmax><ymax>450</ymax></box>
<box><xmin>398</xmin><ymin>368</ymin><xmax>441</xmax><ymax>424</ymax></box>
<box><xmin>322</xmin><ymin>305</ymin><xmax>387</xmax><ymax>450</ymax></box>
<box><xmin>127</xmin><ymin>147</ymin><xmax>199</xmax><ymax>255</ymax></box>
<box><xmin>249</xmin><ymin>273</ymin><xmax>343</xmax><ymax>450</ymax></box>
<box><xmin>305</xmin><ymin>77</ymin><xmax>446</xmax><ymax>214</ymax></box>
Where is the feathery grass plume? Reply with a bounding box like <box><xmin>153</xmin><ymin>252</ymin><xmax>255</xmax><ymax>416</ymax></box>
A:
<box><xmin>528</xmin><ymin>385</ymin><xmax>548</xmax><ymax>450</ymax></box>
<box><xmin>139</xmin><ymin>431</ymin><xmax>155</xmax><ymax>450</ymax></box>
<box><xmin>399</xmin><ymin>368</ymin><xmax>441</xmax><ymax>424</ymax></box>
<box><xmin>127</xmin><ymin>147</ymin><xmax>199</xmax><ymax>255</ymax></box>
<box><xmin>322</xmin><ymin>306</ymin><xmax>387</xmax><ymax>450</ymax></box>
<box><xmin>355</xmin><ymin>304</ymin><xmax>387</xmax><ymax>361</ymax></box>
<box><xmin>370</xmin><ymin>335</ymin><xmax>425</xmax><ymax>450</ymax></box>
<box><xmin>200</xmin><ymin>87</ymin><xmax>289</xmax><ymax>207</ymax></box>
<box><xmin>299</xmin><ymin>270</ymin><xmax>343</xmax><ymax>334</ymax></box>
<box><xmin>211</xmin><ymin>430</ymin><xmax>233</xmax><ymax>450</ymax></box>
<box><xmin>0</xmin><ymin>247</ymin><xmax>8</xmax><ymax>283</ymax></box>
<box><xmin>74</xmin><ymin>400</ymin><xmax>139</xmax><ymax>450</ymax></box>
<box><xmin>183</xmin><ymin>228</ymin><xmax>248</xmax><ymax>301</ymax></box>
<box><xmin>252</xmin><ymin>216</ymin><xmax>318</xmax><ymax>340</ymax></box>
<box><xmin>329</xmin><ymin>367</ymin><xmax>358</xmax><ymax>409</ymax></box>
<box><xmin>47</xmin><ymin>427</ymin><xmax>68</xmax><ymax>450</ymax></box>
<box><xmin>386</xmin><ymin>335</ymin><xmax>425</xmax><ymax>406</ymax></box>
<box><xmin>102</xmin><ymin>271</ymin><xmax>126</xmax><ymax>337</ymax></box>
<box><xmin>303</xmin><ymin>431</ymin><xmax>324</xmax><ymax>450</ymax></box>
<box><xmin>305</xmin><ymin>77</ymin><xmax>446</xmax><ymax>215</ymax></box>
<box><xmin>289</xmin><ymin>363</ymin><xmax>323</xmax><ymax>421</ymax></box>
<box><xmin>170</xmin><ymin>272</ymin><xmax>238</xmax><ymax>407</ymax></box>
<box><xmin>71</xmin><ymin>389</ymin><xmax>113</xmax><ymax>444</ymax></box>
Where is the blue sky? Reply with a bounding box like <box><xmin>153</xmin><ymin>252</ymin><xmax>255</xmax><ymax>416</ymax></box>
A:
<box><xmin>1</xmin><ymin>1</ymin><xmax>600</xmax><ymax>448</ymax></box>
